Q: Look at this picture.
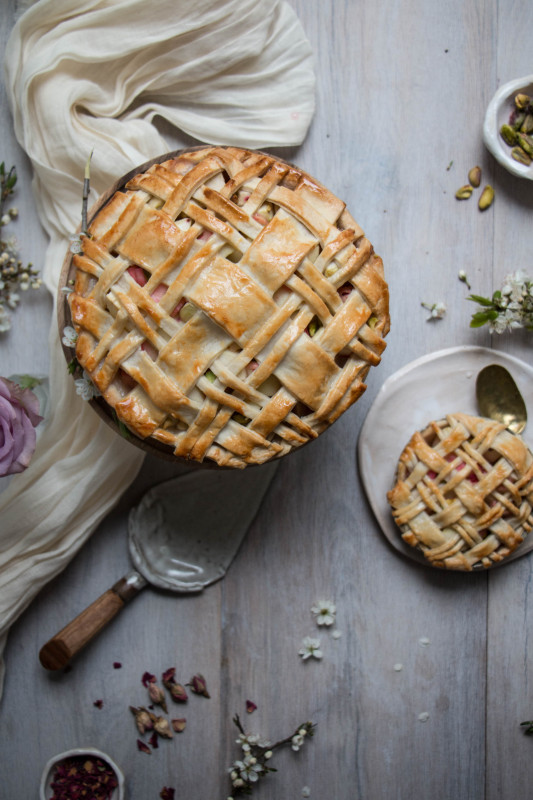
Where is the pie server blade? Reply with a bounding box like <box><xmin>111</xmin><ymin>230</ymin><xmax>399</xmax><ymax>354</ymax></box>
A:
<box><xmin>39</xmin><ymin>462</ymin><xmax>278</xmax><ymax>670</ymax></box>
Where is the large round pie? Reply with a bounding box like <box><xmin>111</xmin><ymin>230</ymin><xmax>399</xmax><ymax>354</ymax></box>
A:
<box><xmin>66</xmin><ymin>146</ymin><xmax>389</xmax><ymax>468</ymax></box>
<box><xmin>387</xmin><ymin>413</ymin><xmax>533</xmax><ymax>570</ymax></box>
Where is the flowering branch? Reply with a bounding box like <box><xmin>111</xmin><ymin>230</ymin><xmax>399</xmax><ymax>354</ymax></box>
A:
<box><xmin>0</xmin><ymin>162</ymin><xmax>42</xmax><ymax>332</ymax></box>
<box><xmin>227</xmin><ymin>714</ymin><xmax>315</xmax><ymax>796</ymax></box>
<box><xmin>468</xmin><ymin>271</ymin><xmax>533</xmax><ymax>333</ymax></box>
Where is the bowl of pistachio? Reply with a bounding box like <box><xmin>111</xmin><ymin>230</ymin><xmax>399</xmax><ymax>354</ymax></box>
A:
<box><xmin>483</xmin><ymin>75</ymin><xmax>533</xmax><ymax>180</ymax></box>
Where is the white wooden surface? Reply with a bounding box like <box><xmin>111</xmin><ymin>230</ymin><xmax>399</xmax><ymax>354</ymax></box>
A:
<box><xmin>2</xmin><ymin>0</ymin><xmax>533</xmax><ymax>798</ymax></box>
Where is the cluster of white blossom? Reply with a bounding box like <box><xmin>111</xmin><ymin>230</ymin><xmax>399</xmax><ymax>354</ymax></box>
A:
<box><xmin>227</xmin><ymin>716</ymin><xmax>314</xmax><ymax>797</ymax></box>
<box><xmin>0</xmin><ymin>164</ymin><xmax>42</xmax><ymax>332</ymax></box>
<box><xmin>468</xmin><ymin>270</ymin><xmax>533</xmax><ymax>333</ymax></box>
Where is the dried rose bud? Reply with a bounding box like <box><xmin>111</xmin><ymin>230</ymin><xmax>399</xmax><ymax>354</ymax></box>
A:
<box><xmin>160</xmin><ymin>788</ymin><xmax>175</xmax><ymax>800</ymax></box>
<box><xmin>153</xmin><ymin>715</ymin><xmax>173</xmax><ymax>739</ymax></box>
<box><xmin>148</xmin><ymin>682</ymin><xmax>168</xmax><ymax>713</ymax></box>
<box><xmin>246</xmin><ymin>700</ymin><xmax>257</xmax><ymax>714</ymax></box>
<box><xmin>172</xmin><ymin>718</ymin><xmax>187</xmax><ymax>733</ymax></box>
<box><xmin>169</xmin><ymin>682</ymin><xmax>188</xmax><ymax>703</ymax></box>
<box><xmin>137</xmin><ymin>739</ymin><xmax>151</xmax><ymax>755</ymax></box>
<box><xmin>141</xmin><ymin>671</ymin><xmax>156</xmax><ymax>687</ymax></box>
<box><xmin>130</xmin><ymin>705</ymin><xmax>154</xmax><ymax>735</ymax></box>
<box><xmin>162</xmin><ymin>667</ymin><xmax>188</xmax><ymax>702</ymax></box>
<box><xmin>187</xmin><ymin>673</ymin><xmax>210</xmax><ymax>698</ymax></box>
<box><xmin>113</xmin><ymin>661</ymin><xmax>122</xmax><ymax>669</ymax></box>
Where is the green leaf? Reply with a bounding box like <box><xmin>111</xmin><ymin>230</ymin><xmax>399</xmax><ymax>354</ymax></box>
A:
<box><xmin>470</xmin><ymin>311</ymin><xmax>490</xmax><ymax>328</ymax></box>
<box><xmin>467</xmin><ymin>294</ymin><xmax>493</xmax><ymax>307</ymax></box>
<box><xmin>0</xmin><ymin>162</ymin><xmax>4</xmax><ymax>176</ymax></box>
<box><xmin>5</xmin><ymin>171</ymin><xmax>17</xmax><ymax>190</ymax></box>
<box><xmin>67</xmin><ymin>357</ymin><xmax>80</xmax><ymax>374</ymax></box>
<box><xmin>16</xmin><ymin>374</ymin><xmax>42</xmax><ymax>390</ymax></box>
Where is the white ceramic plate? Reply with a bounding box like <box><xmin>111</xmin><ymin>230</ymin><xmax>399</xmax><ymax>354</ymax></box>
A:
<box><xmin>357</xmin><ymin>346</ymin><xmax>533</xmax><ymax>569</ymax></box>
<box><xmin>483</xmin><ymin>74</ymin><xmax>533</xmax><ymax>180</ymax></box>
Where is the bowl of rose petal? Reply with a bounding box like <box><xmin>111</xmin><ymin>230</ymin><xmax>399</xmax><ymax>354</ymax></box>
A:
<box><xmin>483</xmin><ymin>75</ymin><xmax>533</xmax><ymax>179</ymax></box>
<box><xmin>39</xmin><ymin>748</ymin><xmax>125</xmax><ymax>800</ymax></box>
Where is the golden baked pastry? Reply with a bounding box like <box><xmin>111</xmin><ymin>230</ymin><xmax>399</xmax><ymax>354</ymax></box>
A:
<box><xmin>387</xmin><ymin>413</ymin><xmax>533</xmax><ymax>570</ymax></box>
<box><xmin>67</xmin><ymin>146</ymin><xmax>389</xmax><ymax>467</ymax></box>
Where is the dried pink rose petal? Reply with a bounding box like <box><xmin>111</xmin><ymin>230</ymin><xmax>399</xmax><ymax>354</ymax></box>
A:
<box><xmin>93</xmin><ymin>699</ymin><xmax>103</xmax><ymax>709</ymax></box>
<box><xmin>187</xmin><ymin>673</ymin><xmax>210</xmax><ymax>698</ymax></box>
<box><xmin>141</xmin><ymin>671</ymin><xmax>156</xmax><ymax>686</ymax></box>
<box><xmin>149</xmin><ymin>730</ymin><xmax>159</xmax><ymax>749</ymax></box>
<box><xmin>113</xmin><ymin>662</ymin><xmax>122</xmax><ymax>669</ymax></box>
<box><xmin>171</xmin><ymin>718</ymin><xmax>187</xmax><ymax>733</ymax></box>
<box><xmin>246</xmin><ymin>699</ymin><xmax>258</xmax><ymax>714</ymax></box>
<box><xmin>0</xmin><ymin>377</ymin><xmax>43</xmax><ymax>477</ymax></box>
<box><xmin>137</xmin><ymin>739</ymin><xmax>151</xmax><ymax>755</ymax></box>
<box><xmin>160</xmin><ymin>788</ymin><xmax>175</xmax><ymax>800</ymax></box>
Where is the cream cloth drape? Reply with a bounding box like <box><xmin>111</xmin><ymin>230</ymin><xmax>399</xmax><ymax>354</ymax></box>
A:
<box><xmin>0</xmin><ymin>0</ymin><xmax>314</xmax><ymax>698</ymax></box>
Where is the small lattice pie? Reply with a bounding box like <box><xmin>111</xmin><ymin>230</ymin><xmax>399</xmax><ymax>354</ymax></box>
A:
<box><xmin>67</xmin><ymin>146</ymin><xmax>389</xmax><ymax>468</ymax></box>
<box><xmin>387</xmin><ymin>413</ymin><xmax>533</xmax><ymax>570</ymax></box>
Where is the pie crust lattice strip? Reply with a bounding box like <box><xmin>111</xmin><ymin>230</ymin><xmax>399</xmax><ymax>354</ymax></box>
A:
<box><xmin>387</xmin><ymin>413</ymin><xmax>533</xmax><ymax>570</ymax></box>
<box><xmin>66</xmin><ymin>146</ymin><xmax>389</xmax><ymax>468</ymax></box>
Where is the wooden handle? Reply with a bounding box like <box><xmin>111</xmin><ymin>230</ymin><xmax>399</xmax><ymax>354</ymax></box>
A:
<box><xmin>39</xmin><ymin>578</ymin><xmax>133</xmax><ymax>670</ymax></box>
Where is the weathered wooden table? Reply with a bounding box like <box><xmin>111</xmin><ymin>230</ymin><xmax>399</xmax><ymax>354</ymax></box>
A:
<box><xmin>2</xmin><ymin>0</ymin><xmax>533</xmax><ymax>797</ymax></box>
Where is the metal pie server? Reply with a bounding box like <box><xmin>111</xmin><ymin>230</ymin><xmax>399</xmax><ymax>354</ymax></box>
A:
<box><xmin>39</xmin><ymin>463</ymin><xmax>278</xmax><ymax>670</ymax></box>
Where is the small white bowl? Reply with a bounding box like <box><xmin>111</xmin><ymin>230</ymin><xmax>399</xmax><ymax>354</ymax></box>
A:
<box><xmin>39</xmin><ymin>748</ymin><xmax>125</xmax><ymax>800</ymax></box>
<box><xmin>483</xmin><ymin>74</ymin><xmax>533</xmax><ymax>180</ymax></box>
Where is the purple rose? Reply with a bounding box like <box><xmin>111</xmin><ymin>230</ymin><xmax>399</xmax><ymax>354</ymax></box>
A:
<box><xmin>0</xmin><ymin>377</ymin><xmax>43</xmax><ymax>476</ymax></box>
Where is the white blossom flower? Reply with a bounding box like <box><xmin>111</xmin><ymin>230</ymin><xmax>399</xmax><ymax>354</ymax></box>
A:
<box><xmin>1</xmin><ymin>214</ymin><xmax>10</xmax><ymax>226</ymax></box>
<box><xmin>501</xmin><ymin>270</ymin><xmax>528</xmax><ymax>302</ymax></box>
<box><xmin>489</xmin><ymin>309</ymin><xmax>522</xmax><ymax>334</ymax></box>
<box><xmin>234</xmin><ymin>754</ymin><xmax>263</xmax><ymax>783</ymax></box>
<box><xmin>236</xmin><ymin>732</ymin><xmax>260</xmax><ymax>752</ymax></box>
<box><xmin>7</xmin><ymin>292</ymin><xmax>19</xmax><ymax>309</ymax></box>
<box><xmin>302</xmin><ymin>787</ymin><xmax>311</xmax><ymax>797</ymax></box>
<box><xmin>75</xmin><ymin>371</ymin><xmax>99</xmax><ymax>401</ymax></box>
<box><xmin>331</xmin><ymin>630</ymin><xmax>342</xmax><ymax>639</ymax></box>
<box><xmin>62</xmin><ymin>325</ymin><xmax>78</xmax><ymax>347</ymax></box>
<box><xmin>298</xmin><ymin>636</ymin><xmax>323</xmax><ymax>661</ymax></box>
<box><xmin>421</xmin><ymin>300</ymin><xmax>446</xmax><ymax>320</ymax></box>
<box><xmin>291</xmin><ymin>733</ymin><xmax>305</xmax><ymax>751</ymax></box>
<box><xmin>9</xmin><ymin>207</ymin><xmax>18</xmax><ymax>218</ymax></box>
<box><xmin>69</xmin><ymin>237</ymin><xmax>83</xmax><ymax>254</ymax></box>
<box><xmin>458</xmin><ymin>270</ymin><xmax>471</xmax><ymax>289</ymax></box>
<box><xmin>311</xmin><ymin>599</ymin><xmax>336</xmax><ymax>626</ymax></box>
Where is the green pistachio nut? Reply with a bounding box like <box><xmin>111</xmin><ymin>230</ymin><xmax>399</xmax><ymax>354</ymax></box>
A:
<box><xmin>455</xmin><ymin>185</ymin><xmax>473</xmax><ymax>200</ymax></box>
<box><xmin>478</xmin><ymin>185</ymin><xmax>494</xmax><ymax>211</ymax></box>
<box><xmin>515</xmin><ymin>93</ymin><xmax>531</xmax><ymax>110</ymax></box>
<box><xmin>517</xmin><ymin>133</ymin><xmax>533</xmax><ymax>157</ymax></box>
<box><xmin>513</xmin><ymin>112</ymin><xmax>526</xmax><ymax>131</ymax></box>
<box><xmin>500</xmin><ymin>124</ymin><xmax>518</xmax><ymax>146</ymax></box>
<box><xmin>511</xmin><ymin>146</ymin><xmax>532</xmax><ymax>166</ymax></box>
<box><xmin>521</xmin><ymin>114</ymin><xmax>533</xmax><ymax>134</ymax></box>
<box><xmin>468</xmin><ymin>166</ymin><xmax>482</xmax><ymax>187</ymax></box>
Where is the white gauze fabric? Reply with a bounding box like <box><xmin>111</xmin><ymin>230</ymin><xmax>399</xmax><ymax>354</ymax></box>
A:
<box><xmin>0</xmin><ymin>0</ymin><xmax>315</xmax><ymax>697</ymax></box>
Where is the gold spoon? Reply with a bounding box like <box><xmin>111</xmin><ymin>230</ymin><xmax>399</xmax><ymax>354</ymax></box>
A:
<box><xmin>476</xmin><ymin>364</ymin><xmax>528</xmax><ymax>434</ymax></box>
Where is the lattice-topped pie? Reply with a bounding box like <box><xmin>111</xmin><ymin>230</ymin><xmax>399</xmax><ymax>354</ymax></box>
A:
<box><xmin>66</xmin><ymin>146</ymin><xmax>389</xmax><ymax>467</ymax></box>
<box><xmin>387</xmin><ymin>413</ymin><xmax>533</xmax><ymax>570</ymax></box>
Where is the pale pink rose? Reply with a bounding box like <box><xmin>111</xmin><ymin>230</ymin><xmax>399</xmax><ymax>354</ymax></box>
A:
<box><xmin>0</xmin><ymin>377</ymin><xmax>43</xmax><ymax>476</ymax></box>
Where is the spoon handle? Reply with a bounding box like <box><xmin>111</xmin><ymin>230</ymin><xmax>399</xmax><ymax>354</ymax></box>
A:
<box><xmin>39</xmin><ymin>571</ymin><xmax>147</xmax><ymax>670</ymax></box>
